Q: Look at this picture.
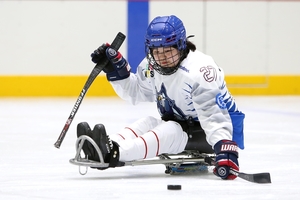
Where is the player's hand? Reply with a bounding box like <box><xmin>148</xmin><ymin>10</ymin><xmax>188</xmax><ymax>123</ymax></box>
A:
<box><xmin>104</xmin><ymin>47</ymin><xmax>131</xmax><ymax>81</ymax></box>
<box><xmin>213</xmin><ymin>140</ymin><xmax>239</xmax><ymax>180</ymax></box>
<box><xmin>91</xmin><ymin>43</ymin><xmax>109</xmax><ymax>64</ymax></box>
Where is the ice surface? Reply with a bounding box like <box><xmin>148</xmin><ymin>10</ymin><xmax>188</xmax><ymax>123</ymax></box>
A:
<box><xmin>0</xmin><ymin>96</ymin><xmax>299</xmax><ymax>199</ymax></box>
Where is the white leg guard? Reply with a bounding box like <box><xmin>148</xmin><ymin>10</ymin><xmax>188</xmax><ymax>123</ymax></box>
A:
<box><xmin>117</xmin><ymin>120</ymin><xmax>188</xmax><ymax>162</ymax></box>
<box><xmin>110</xmin><ymin>116</ymin><xmax>162</xmax><ymax>143</ymax></box>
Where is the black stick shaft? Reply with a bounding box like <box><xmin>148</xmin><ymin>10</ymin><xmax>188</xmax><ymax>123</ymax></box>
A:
<box><xmin>54</xmin><ymin>32</ymin><xmax>126</xmax><ymax>149</ymax></box>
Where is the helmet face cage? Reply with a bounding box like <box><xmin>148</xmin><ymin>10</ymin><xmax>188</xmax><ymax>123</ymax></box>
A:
<box><xmin>145</xmin><ymin>15</ymin><xmax>187</xmax><ymax>75</ymax></box>
<box><xmin>146</xmin><ymin>46</ymin><xmax>184</xmax><ymax>75</ymax></box>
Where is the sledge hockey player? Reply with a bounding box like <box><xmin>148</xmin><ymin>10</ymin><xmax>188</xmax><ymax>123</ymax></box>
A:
<box><xmin>77</xmin><ymin>15</ymin><xmax>245</xmax><ymax>180</ymax></box>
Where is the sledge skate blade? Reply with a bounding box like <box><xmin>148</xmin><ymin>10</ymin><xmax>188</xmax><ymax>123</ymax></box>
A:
<box><xmin>69</xmin><ymin>135</ymin><xmax>109</xmax><ymax>168</ymax></box>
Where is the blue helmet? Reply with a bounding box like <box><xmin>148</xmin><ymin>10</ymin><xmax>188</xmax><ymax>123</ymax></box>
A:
<box><xmin>145</xmin><ymin>15</ymin><xmax>186</xmax><ymax>50</ymax></box>
<box><xmin>145</xmin><ymin>15</ymin><xmax>187</xmax><ymax>75</ymax></box>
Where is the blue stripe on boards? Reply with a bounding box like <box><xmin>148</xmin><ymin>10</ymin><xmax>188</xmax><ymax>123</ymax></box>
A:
<box><xmin>127</xmin><ymin>1</ymin><xmax>149</xmax><ymax>73</ymax></box>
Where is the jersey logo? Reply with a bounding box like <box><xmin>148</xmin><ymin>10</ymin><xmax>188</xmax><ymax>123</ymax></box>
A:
<box><xmin>216</xmin><ymin>93</ymin><xmax>226</xmax><ymax>109</ymax></box>
<box><xmin>144</xmin><ymin>64</ymin><xmax>154</xmax><ymax>78</ymax></box>
<box><xmin>156</xmin><ymin>83</ymin><xmax>186</xmax><ymax>120</ymax></box>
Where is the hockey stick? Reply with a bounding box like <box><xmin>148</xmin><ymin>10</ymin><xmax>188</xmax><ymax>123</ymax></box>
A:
<box><xmin>230</xmin><ymin>169</ymin><xmax>271</xmax><ymax>184</ymax></box>
<box><xmin>54</xmin><ymin>32</ymin><xmax>126</xmax><ymax>149</ymax></box>
<box><xmin>204</xmin><ymin>156</ymin><xmax>271</xmax><ymax>183</ymax></box>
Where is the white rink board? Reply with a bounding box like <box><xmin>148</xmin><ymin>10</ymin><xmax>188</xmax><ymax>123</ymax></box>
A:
<box><xmin>0</xmin><ymin>1</ymin><xmax>300</xmax><ymax>75</ymax></box>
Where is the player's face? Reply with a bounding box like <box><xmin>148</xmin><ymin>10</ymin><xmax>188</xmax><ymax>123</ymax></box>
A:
<box><xmin>152</xmin><ymin>47</ymin><xmax>180</xmax><ymax>68</ymax></box>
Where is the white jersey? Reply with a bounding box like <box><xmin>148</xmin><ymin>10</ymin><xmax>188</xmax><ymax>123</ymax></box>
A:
<box><xmin>110</xmin><ymin>50</ymin><xmax>244</xmax><ymax>149</ymax></box>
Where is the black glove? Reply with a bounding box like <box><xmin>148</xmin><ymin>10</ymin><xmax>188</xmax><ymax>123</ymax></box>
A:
<box><xmin>104</xmin><ymin>47</ymin><xmax>131</xmax><ymax>81</ymax></box>
<box><xmin>213</xmin><ymin>140</ymin><xmax>239</xmax><ymax>180</ymax></box>
<box><xmin>91</xmin><ymin>43</ymin><xmax>117</xmax><ymax>75</ymax></box>
<box><xmin>91</xmin><ymin>43</ymin><xmax>109</xmax><ymax>64</ymax></box>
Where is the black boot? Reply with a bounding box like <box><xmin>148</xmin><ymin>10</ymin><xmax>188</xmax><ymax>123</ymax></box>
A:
<box><xmin>77</xmin><ymin>122</ymin><xmax>95</xmax><ymax>160</ymax></box>
<box><xmin>92</xmin><ymin>124</ymin><xmax>121</xmax><ymax>168</ymax></box>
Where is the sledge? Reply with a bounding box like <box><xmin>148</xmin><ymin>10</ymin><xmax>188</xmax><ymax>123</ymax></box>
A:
<box><xmin>69</xmin><ymin>131</ymin><xmax>216</xmax><ymax>175</ymax></box>
<box><xmin>69</xmin><ymin>134</ymin><xmax>272</xmax><ymax>184</ymax></box>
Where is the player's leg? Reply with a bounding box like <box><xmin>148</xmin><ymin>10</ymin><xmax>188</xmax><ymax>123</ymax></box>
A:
<box><xmin>116</xmin><ymin>120</ymin><xmax>188</xmax><ymax>161</ymax></box>
<box><xmin>110</xmin><ymin>116</ymin><xmax>162</xmax><ymax>143</ymax></box>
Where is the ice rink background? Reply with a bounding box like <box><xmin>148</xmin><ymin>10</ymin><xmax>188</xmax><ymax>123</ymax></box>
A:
<box><xmin>0</xmin><ymin>96</ymin><xmax>299</xmax><ymax>199</ymax></box>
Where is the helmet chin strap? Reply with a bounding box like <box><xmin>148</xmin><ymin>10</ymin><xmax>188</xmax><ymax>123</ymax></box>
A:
<box><xmin>159</xmin><ymin>66</ymin><xmax>179</xmax><ymax>75</ymax></box>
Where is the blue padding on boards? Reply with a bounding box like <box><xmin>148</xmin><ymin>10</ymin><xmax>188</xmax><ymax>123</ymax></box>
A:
<box><xmin>127</xmin><ymin>1</ymin><xmax>149</xmax><ymax>73</ymax></box>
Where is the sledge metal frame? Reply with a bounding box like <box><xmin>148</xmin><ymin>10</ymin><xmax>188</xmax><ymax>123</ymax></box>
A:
<box><xmin>69</xmin><ymin>136</ymin><xmax>272</xmax><ymax>184</ymax></box>
<box><xmin>69</xmin><ymin>135</ymin><xmax>215</xmax><ymax>174</ymax></box>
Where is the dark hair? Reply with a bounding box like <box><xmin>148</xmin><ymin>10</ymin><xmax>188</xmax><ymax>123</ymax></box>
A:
<box><xmin>187</xmin><ymin>40</ymin><xmax>196</xmax><ymax>52</ymax></box>
<box><xmin>181</xmin><ymin>40</ymin><xmax>196</xmax><ymax>60</ymax></box>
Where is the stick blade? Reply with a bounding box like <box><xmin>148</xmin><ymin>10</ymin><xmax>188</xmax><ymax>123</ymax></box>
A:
<box><xmin>238</xmin><ymin>172</ymin><xmax>272</xmax><ymax>184</ymax></box>
<box><xmin>252</xmin><ymin>173</ymin><xmax>272</xmax><ymax>183</ymax></box>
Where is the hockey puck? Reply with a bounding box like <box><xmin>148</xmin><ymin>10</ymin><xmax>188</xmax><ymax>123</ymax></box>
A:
<box><xmin>167</xmin><ymin>185</ymin><xmax>182</xmax><ymax>190</ymax></box>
